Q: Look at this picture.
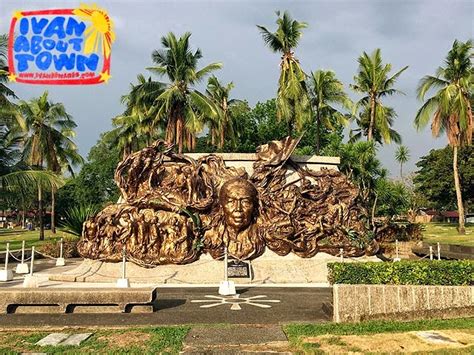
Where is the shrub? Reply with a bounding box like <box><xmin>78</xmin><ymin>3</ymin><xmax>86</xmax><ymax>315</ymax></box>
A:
<box><xmin>376</xmin><ymin>221</ymin><xmax>423</xmax><ymax>242</ymax></box>
<box><xmin>327</xmin><ymin>260</ymin><xmax>473</xmax><ymax>286</ymax></box>
<box><xmin>60</xmin><ymin>204</ymin><xmax>100</xmax><ymax>236</ymax></box>
<box><xmin>37</xmin><ymin>238</ymin><xmax>79</xmax><ymax>258</ymax></box>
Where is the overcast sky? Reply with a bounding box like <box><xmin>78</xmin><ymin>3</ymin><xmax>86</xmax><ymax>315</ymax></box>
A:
<box><xmin>1</xmin><ymin>0</ymin><xmax>473</xmax><ymax>177</ymax></box>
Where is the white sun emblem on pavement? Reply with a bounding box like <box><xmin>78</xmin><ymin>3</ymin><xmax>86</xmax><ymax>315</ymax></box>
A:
<box><xmin>191</xmin><ymin>294</ymin><xmax>281</xmax><ymax>311</ymax></box>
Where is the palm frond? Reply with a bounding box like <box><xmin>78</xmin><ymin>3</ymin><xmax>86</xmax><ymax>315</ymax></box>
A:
<box><xmin>0</xmin><ymin>170</ymin><xmax>63</xmax><ymax>191</ymax></box>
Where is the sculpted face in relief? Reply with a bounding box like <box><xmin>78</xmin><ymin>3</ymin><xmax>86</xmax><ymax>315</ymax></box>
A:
<box><xmin>78</xmin><ymin>137</ymin><xmax>377</xmax><ymax>266</ymax></box>
<box><xmin>219</xmin><ymin>178</ymin><xmax>258</xmax><ymax>232</ymax></box>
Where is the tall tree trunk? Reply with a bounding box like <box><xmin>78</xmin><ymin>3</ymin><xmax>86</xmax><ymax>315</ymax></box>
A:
<box><xmin>185</xmin><ymin>130</ymin><xmax>193</xmax><ymax>151</ymax></box>
<box><xmin>51</xmin><ymin>185</ymin><xmax>56</xmax><ymax>234</ymax></box>
<box><xmin>368</xmin><ymin>94</ymin><xmax>376</xmax><ymax>141</ymax></box>
<box><xmin>22</xmin><ymin>207</ymin><xmax>26</xmax><ymax>229</ymax></box>
<box><xmin>400</xmin><ymin>163</ymin><xmax>403</xmax><ymax>180</ymax></box>
<box><xmin>287</xmin><ymin>119</ymin><xmax>293</xmax><ymax>138</ymax></box>
<box><xmin>453</xmin><ymin>145</ymin><xmax>465</xmax><ymax>234</ymax></box>
<box><xmin>211</xmin><ymin>127</ymin><xmax>215</xmax><ymax>147</ymax></box>
<box><xmin>219</xmin><ymin>122</ymin><xmax>225</xmax><ymax>150</ymax></box>
<box><xmin>315</xmin><ymin>109</ymin><xmax>321</xmax><ymax>155</ymax></box>
<box><xmin>176</xmin><ymin>113</ymin><xmax>183</xmax><ymax>154</ymax></box>
<box><xmin>371</xmin><ymin>192</ymin><xmax>378</xmax><ymax>230</ymax></box>
<box><xmin>38</xmin><ymin>183</ymin><xmax>44</xmax><ymax>241</ymax></box>
<box><xmin>21</xmin><ymin>191</ymin><xmax>26</xmax><ymax>229</ymax></box>
<box><xmin>191</xmin><ymin>133</ymin><xmax>196</xmax><ymax>151</ymax></box>
<box><xmin>165</xmin><ymin>112</ymin><xmax>176</xmax><ymax>145</ymax></box>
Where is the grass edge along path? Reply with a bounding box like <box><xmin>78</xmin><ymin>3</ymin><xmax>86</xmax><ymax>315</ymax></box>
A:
<box><xmin>0</xmin><ymin>228</ymin><xmax>77</xmax><ymax>252</ymax></box>
<box><xmin>0</xmin><ymin>319</ymin><xmax>472</xmax><ymax>353</ymax></box>
<box><xmin>0</xmin><ymin>325</ymin><xmax>190</xmax><ymax>354</ymax></box>
<box><xmin>284</xmin><ymin>318</ymin><xmax>474</xmax><ymax>353</ymax></box>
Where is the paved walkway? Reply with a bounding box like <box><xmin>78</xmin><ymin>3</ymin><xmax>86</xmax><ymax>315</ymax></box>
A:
<box><xmin>0</xmin><ymin>286</ymin><xmax>332</xmax><ymax>327</ymax></box>
<box><xmin>182</xmin><ymin>324</ymin><xmax>292</xmax><ymax>354</ymax></box>
<box><xmin>0</xmin><ymin>258</ymin><xmax>332</xmax><ymax>353</ymax></box>
<box><xmin>0</xmin><ymin>258</ymin><xmax>333</xmax><ymax>353</ymax></box>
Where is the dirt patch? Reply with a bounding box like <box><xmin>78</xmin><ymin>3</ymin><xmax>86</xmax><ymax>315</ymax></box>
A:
<box><xmin>441</xmin><ymin>329</ymin><xmax>474</xmax><ymax>345</ymax></box>
<box><xmin>99</xmin><ymin>331</ymin><xmax>151</xmax><ymax>349</ymax></box>
<box><xmin>303</xmin><ymin>329</ymin><xmax>474</xmax><ymax>353</ymax></box>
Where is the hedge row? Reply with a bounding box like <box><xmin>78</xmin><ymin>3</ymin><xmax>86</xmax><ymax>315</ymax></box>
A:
<box><xmin>327</xmin><ymin>260</ymin><xmax>474</xmax><ymax>286</ymax></box>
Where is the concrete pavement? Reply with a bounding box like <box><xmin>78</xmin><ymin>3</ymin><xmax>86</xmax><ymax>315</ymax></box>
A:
<box><xmin>0</xmin><ymin>286</ymin><xmax>332</xmax><ymax>327</ymax></box>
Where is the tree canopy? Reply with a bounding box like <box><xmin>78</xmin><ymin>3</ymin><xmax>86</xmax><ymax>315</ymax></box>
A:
<box><xmin>351</xmin><ymin>48</ymin><xmax>408</xmax><ymax>143</ymax></box>
<box><xmin>414</xmin><ymin>145</ymin><xmax>473</xmax><ymax>211</ymax></box>
<box><xmin>258</xmin><ymin>11</ymin><xmax>311</xmax><ymax>136</ymax></box>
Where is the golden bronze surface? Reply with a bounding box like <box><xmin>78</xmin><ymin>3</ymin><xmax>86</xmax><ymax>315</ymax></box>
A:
<box><xmin>78</xmin><ymin>137</ymin><xmax>378</xmax><ymax>266</ymax></box>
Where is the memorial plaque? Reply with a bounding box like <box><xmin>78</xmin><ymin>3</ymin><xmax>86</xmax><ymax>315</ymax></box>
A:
<box><xmin>227</xmin><ymin>260</ymin><xmax>250</xmax><ymax>278</ymax></box>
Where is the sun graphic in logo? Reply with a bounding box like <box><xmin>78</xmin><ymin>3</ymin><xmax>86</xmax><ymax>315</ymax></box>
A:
<box><xmin>73</xmin><ymin>4</ymin><xmax>115</xmax><ymax>59</ymax></box>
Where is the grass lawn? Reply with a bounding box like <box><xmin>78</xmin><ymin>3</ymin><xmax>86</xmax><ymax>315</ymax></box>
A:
<box><xmin>285</xmin><ymin>318</ymin><xmax>474</xmax><ymax>354</ymax></box>
<box><xmin>422</xmin><ymin>222</ymin><xmax>474</xmax><ymax>247</ymax></box>
<box><xmin>0</xmin><ymin>319</ymin><xmax>472</xmax><ymax>354</ymax></box>
<box><xmin>0</xmin><ymin>326</ymin><xmax>190</xmax><ymax>354</ymax></box>
<box><xmin>0</xmin><ymin>228</ymin><xmax>77</xmax><ymax>252</ymax></box>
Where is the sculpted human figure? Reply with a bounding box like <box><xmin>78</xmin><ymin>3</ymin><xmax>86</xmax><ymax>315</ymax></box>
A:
<box><xmin>207</xmin><ymin>177</ymin><xmax>265</xmax><ymax>259</ymax></box>
<box><xmin>78</xmin><ymin>137</ymin><xmax>377</xmax><ymax>266</ymax></box>
<box><xmin>220</xmin><ymin>178</ymin><xmax>256</xmax><ymax>232</ymax></box>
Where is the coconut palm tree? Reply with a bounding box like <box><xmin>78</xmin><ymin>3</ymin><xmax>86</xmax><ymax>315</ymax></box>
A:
<box><xmin>0</xmin><ymin>34</ymin><xmax>23</xmax><ymax>133</ymax></box>
<box><xmin>257</xmin><ymin>11</ymin><xmax>311</xmax><ymax>136</ymax></box>
<box><xmin>395</xmin><ymin>145</ymin><xmax>410</xmax><ymax>179</ymax></box>
<box><xmin>205</xmin><ymin>76</ymin><xmax>243</xmax><ymax>149</ymax></box>
<box><xmin>124</xmin><ymin>74</ymin><xmax>165</xmax><ymax>144</ymax></box>
<box><xmin>51</xmin><ymin>146</ymin><xmax>83</xmax><ymax>233</ymax></box>
<box><xmin>0</xmin><ymin>34</ymin><xmax>16</xmax><ymax>107</ymax></box>
<box><xmin>0</xmin><ymin>129</ymin><xmax>64</xmax><ymax>230</ymax></box>
<box><xmin>351</xmin><ymin>49</ymin><xmax>408</xmax><ymax>142</ymax></box>
<box><xmin>147</xmin><ymin>32</ymin><xmax>222</xmax><ymax>154</ymax></box>
<box><xmin>19</xmin><ymin>91</ymin><xmax>81</xmax><ymax>239</ymax></box>
<box><xmin>307</xmin><ymin>70</ymin><xmax>351</xmax><ymax>154</ymax></box>
<box><xmin>110</xmin><ymin>74</ymin><xmax>165</xmax><ymax>158</ymax></box>
<box><xmin>109</xmin><ymin>116</ymin><xmax>141</xmax><ymax>159</ymax></box>
<box><xmin>415</xmin><ymin>39</ymin><xmax>473</xmax><ymax>234</ymax></box>
<box><xmin>349</xmin><ymin>104</ymin><xmax>402</xmax><ymax>145</ymax></box>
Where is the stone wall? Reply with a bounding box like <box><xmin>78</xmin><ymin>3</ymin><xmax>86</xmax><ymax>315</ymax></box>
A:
<box><xmin>333</xmin><ymin>284</ymin><xmax>474</xmax><ymax>322</ymax></box>
<box><xmin>181</xmin><ymin>153</ymin><xmax>340</xmax><ymax>180</ymax></box>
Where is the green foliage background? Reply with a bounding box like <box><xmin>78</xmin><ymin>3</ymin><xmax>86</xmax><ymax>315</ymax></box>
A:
<box><xmin>327</xmin><ymin>260</ymin><xmax>474</xmax><ymax>285</ymax></box>
<box><xmin>56</xmin><ymin>132</ymin><xmax>121</xmax><ymax>216</ymax></box>
<box><xmin>414</xmin><ymin>146</ymin><xmax>473</xmax><ymax>211</ymax></box>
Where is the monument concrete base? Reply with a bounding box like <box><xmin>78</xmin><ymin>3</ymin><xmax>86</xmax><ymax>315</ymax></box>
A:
<box><xmin>48</xmin><ymin>250</ymin><xmax>380</xmax><ymax>285</ymax></box>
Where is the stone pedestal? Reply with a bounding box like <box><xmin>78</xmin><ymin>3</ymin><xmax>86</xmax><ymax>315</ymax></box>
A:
<box><xmin>49</xmin><ymin>252</ymin><xmax>381</xmax><ymax>285</ymax></box>
<box><xmin>23</xmin><ymin>275</ymin><xmax>39</xmax><ymax>288</ymax></box>
<box><xmin>116</xmin><ymin>278</ymin><xmax>130</xmax><ymax>288</ymax></box>
<box><xmin>15</xmin><ymin>263</ymin><xmax>29</xmax><ymax>274</ymax></box>
<box><xmin>218</xmin><ymin>281</ymin><xmax>236</xmax><ymax>295</ymax></box>
<box><xmin>55</xmin><ymin>258</ymin><xmax>65</xmax><ymax>266</ymax></box>
<box><xmin>0</xmin><ymin>269</ymin><xmax>13</xmax><ymax>282</ymax></box>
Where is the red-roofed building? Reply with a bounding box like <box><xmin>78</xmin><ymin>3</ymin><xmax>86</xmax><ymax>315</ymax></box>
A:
<box><xmin>415</xmin><ymin>210</ymin><xmax>465</xmax><ymax>223</ymax></box>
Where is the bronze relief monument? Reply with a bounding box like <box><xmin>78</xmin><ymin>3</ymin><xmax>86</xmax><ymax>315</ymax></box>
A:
<box><xmin>78</xmin><ymin>137</ymin><xmax>378</xmax><ymax>266</ymax></box>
